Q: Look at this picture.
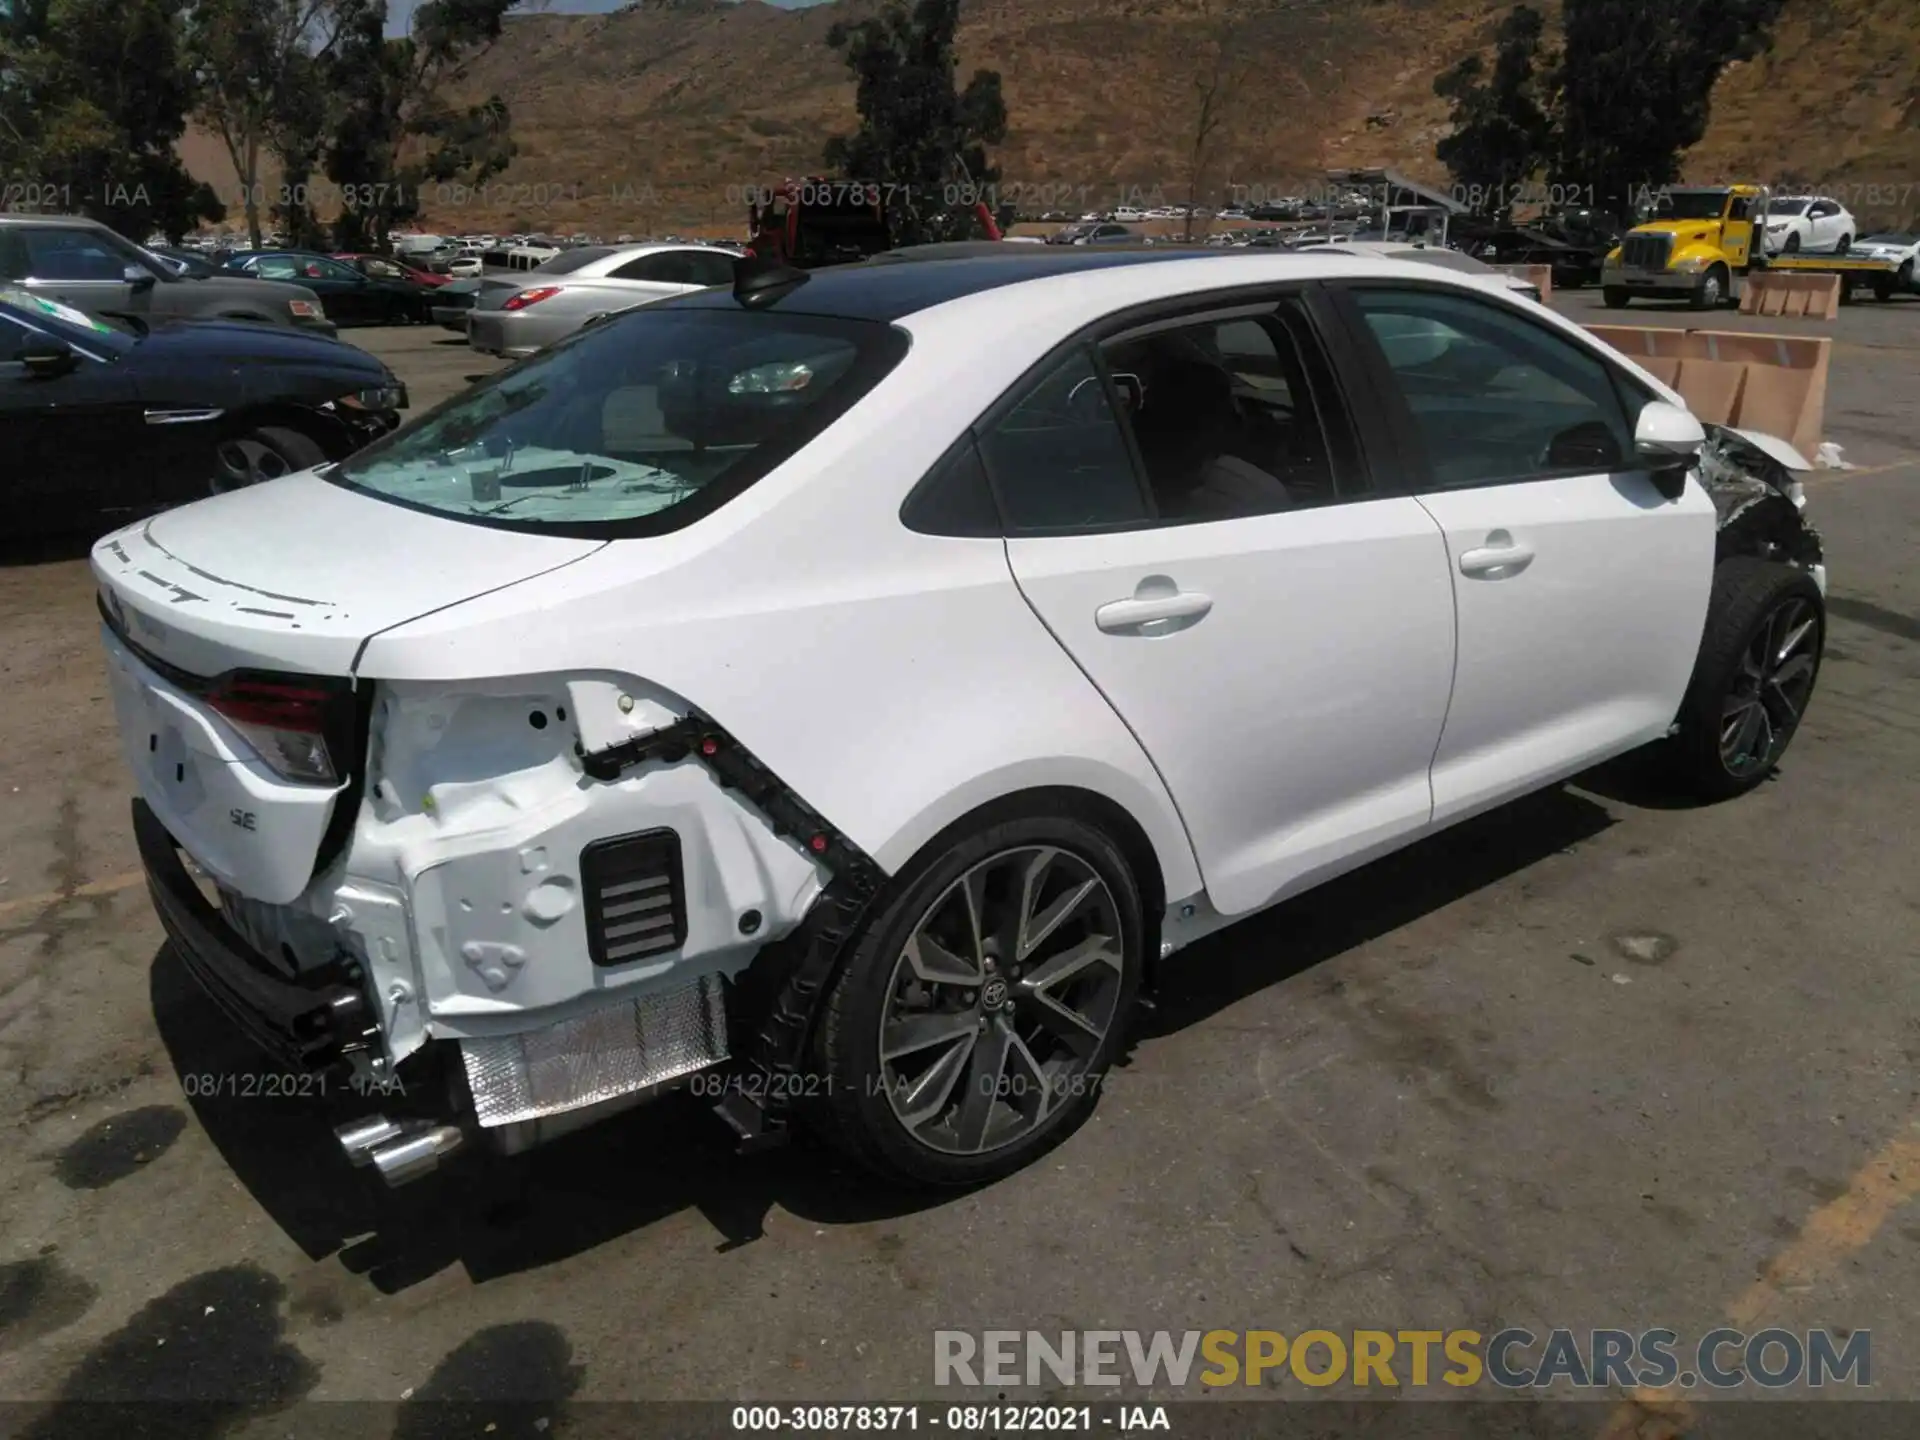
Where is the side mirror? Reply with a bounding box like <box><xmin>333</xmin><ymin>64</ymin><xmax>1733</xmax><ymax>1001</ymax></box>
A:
<box><xmin>1634</xmin><ymin>399</ymin><xmax>1705</xmax><ymax>465</ymax></box>
<box><xmin>123</xmin><ymin>263</ymin><xmax>156</xmax><ymax>291</ymax></box>
<box><xmin>19</xmin><ymin>340</ymin><xmax>79</xmax><ymax>379</ymax></box>
<box><xmin>1635</xmin><ymin>399</ymin><xmax>1704</xmax><ymax>497</ymax></box>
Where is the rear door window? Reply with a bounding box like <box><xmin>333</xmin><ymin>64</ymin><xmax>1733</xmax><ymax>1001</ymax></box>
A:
<box><xmin>977</xmin><ymin>347</ymin><xmax>1151</xmax><ymax>532</ymax></box>
<box><xmin>680</xmin><ymin>252</ymin><xmax>738</xmax><ymax>287</ymax></box>
<box><xmin>1102</xmin><ymin>303</ymin><xmax>1346</xmax><ymax>518</ymax></box>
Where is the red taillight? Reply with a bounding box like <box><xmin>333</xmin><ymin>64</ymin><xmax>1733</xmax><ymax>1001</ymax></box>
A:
<box><xmin>206</xmin><ymin>676</ymin><xmax>341</xmax><ymax>784</ymax></box>
<box><xmin>503</xmin><ymin>286</ymin><xmax>561</xmax><ymax>311</ymax></box>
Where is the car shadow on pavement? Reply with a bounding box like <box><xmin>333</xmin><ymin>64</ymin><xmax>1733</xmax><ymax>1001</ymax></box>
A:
<box><xmin>148</xmin><ymin>947</ymin><xmax>935</xmax><ymax>1294</ymax></box>
<box><xmin>1140</xmin><ymin>782</ymin><xmax>1619</xmax><ymax>1038</ymax></box>
<box><xmin>148</xmin><ymin>778</ymin><xmax>1620</xmax><ymax>1294</ymax></box>
<box><xmin>1568</xmin><ymin>747</ymin><xmax>1727</xmax><ymax>812</ymax></box>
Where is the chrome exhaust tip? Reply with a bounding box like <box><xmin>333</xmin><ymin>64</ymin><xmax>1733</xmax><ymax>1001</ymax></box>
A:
<box><xmin>367</xmin><ymin>1124</ymin><xmax>466</xmax><ymax>1187</ymax></box>
<box><xmin>335</xmin><ymin>1115</ymin><xmax>406</xmax><ymax>1166</ymax></box>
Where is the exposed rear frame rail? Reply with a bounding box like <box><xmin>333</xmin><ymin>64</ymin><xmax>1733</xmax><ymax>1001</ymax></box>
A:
<box><xmin>578</xmin><ymin>717</ymin><xmax>885</xmax><ymax>1150</ymax></box>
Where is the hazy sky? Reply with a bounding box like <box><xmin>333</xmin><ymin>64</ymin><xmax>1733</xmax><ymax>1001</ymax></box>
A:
<box><xmin>385</xmin><ymin>0</ymin><xmax>829</xmax><ymax>30</ymax></box>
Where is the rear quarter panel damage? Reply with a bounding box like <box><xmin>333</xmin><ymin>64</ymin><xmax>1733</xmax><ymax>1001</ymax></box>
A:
<box><xmin>340</xmin><ymin>677</ymin><xmax>827</xmax><ymax>1055</ymax></box>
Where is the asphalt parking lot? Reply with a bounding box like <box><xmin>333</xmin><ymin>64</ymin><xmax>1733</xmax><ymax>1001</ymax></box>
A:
<box><xmin>2</xmin><ymin>289</ymin><xmax>1918</xmax><ymax>1423</ymax></box>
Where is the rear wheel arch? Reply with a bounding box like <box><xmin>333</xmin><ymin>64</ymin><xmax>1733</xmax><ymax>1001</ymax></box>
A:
<box><xmin>883</xmin><ymin>785</ymin><xmax>1170</xmax><ymax>944</ymax></box>
<box><xmin>867</xmin><ymin>768</ymin><xmax>1195</xmax><ymax>924</ymax></box>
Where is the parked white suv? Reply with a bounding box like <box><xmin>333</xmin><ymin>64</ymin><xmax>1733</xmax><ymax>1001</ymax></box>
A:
<box><xmin>95</xmin><ymin>249</ymin><xmax>1827</xmax><ymax>1191</ymax></box>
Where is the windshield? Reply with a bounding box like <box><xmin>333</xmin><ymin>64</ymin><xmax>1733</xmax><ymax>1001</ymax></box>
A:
<box><xmin>1863</xmin><ymin>233</ymin><xmax>1915</xmax><ymax>245</ymax></box>
<box><xmin>1653</xmin><ymin>191</ymin><xmax>1730</xmax><ymax>221</ymax></box>
<box><xmin>330</xmin><ymin>306</ymin><xmax>908</xmax><ymax>538</ymax></box>
<box><xmin>1767</xmin><ymin>198</ymin><xmax>1811</xmax><ymax>216</ymax></box>
<box><xmin>0</xmin><ymin>292</ymin><xmax>137</xmax><ymax>356</ymax></box>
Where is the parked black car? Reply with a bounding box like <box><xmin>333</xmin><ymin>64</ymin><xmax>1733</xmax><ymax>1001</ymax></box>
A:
<box><xmin>221</xmin><ymin>250</ymin><xmax>438</xmax><ymax>325</ymax></box>
<box><xmin>0</xmin><ymin>214</ymin><xmax>335</xmax><ymax>335</ymax></box>
<box><xmin>430</xmin><ymin>276</ymin><xmax>482</xmax><ymax>330</ymax></box>
<box><xmin>1</xmin><ymin>293</ymin><xmax>405</xmax><ymax>540</ymax></box>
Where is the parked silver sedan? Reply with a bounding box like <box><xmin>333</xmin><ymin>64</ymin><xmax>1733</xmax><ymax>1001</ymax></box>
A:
<box><xmin>466</xmin><ymin>242</ymin><xmax>743</xmax><ymax>359</ymax></box>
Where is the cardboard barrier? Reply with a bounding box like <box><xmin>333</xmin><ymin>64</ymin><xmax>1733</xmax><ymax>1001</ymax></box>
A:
<box><xmin>1586</xmin><ymin>325</ymin><xmax>1831</xmax><ymax>461</ymax></box>
<box><xmin>1498</xmin><ymin>264</ymin><xmax>1553</xmax><ymax>301</ymax></box>
<box><xmin>1738</xmin><ymin>270</ymin><xmax>1842</xmax><ymax>320</ymax></box>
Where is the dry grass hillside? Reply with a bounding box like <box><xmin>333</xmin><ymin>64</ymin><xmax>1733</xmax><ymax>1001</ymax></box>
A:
<box><xmin>178</xmin><ymin>0</ymin><xmax>1918</xmax><ymax>236</ymax></box>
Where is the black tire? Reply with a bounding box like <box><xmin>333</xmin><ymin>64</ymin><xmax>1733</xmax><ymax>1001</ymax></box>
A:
<box><xmin>1689</xmin><ymin>265</ymin><xmax>1727</xmax><ymax>311</ymax></box>
<box><xmin>1782</xmin><ymin>231</ymin><xmax>1801</xmax><ymax>253</ymax></box>
<box><xmin>812</xmin><ymin>808</ymin><xmax>1145</xmax><ymax>1188</ymax></box>
<box><xmin>1665</xmin><ymin>558</ymin><xmax>1824</xmax><ymax>802</ymax></box>
<box><xmin>1602</xmin><ymin>286</ymin><xmax>1630</xmax><ymax>308</ymax></box>
<box><xmin>211</xmin><ymin>424</ymin><xmax>330</xmax><ymax>494</ymax></box>
<box><xmin>1834</xmin><ymin>233</ymin><xmax>1852</xmax><ymax>255</ymax></box>
<box><xmin>1899</xmin><ymin>259</ymin><xmax>1915</xmax><ymax>295</ymax></box>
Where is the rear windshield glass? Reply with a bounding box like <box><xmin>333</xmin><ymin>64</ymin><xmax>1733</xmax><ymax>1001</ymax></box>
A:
<box><xmin>328</xmin><ymin>307</ymin><xmax>909</xmax><ymax>538</ymax></box>
<box><xmin>533</xmin><ymin>246</ymin><xmax>617</xmax><ymax>275</ymax></box>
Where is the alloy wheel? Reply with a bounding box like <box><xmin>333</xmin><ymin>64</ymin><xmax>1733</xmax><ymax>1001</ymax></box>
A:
<box><xmin>877</xmin><ymin>846</ymin><xmax>1125</xmax><ymax>1156</ymax></box>
<box><xmin>1719</xmin><ymin>596</ymin><xmax>1819</xmax><ymax>778</ymax></box>
<box><xmin>212</xmin><ymin>438</ymin><xmax>298</xmax><ymax>493</ymax></box>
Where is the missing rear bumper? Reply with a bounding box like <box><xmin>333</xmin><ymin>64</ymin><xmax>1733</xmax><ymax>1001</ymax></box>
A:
<box><xmin>134</xmin><ymin>798</ymin><xmax>378</xmax><ymax>1074</ymax></box>
<box><xmin>459</xmin><ymin>971</ymin><xmax>729</xmax><ymax>1127</ymax></box>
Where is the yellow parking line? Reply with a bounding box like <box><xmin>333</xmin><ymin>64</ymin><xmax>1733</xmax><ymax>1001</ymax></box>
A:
<box><xmin>0</xmin><ymin>869</ymin><xmax>143</xmax><ymax>921</ymax></box>
<box><xmin>1597</xmin><ymin>1114</ymin><xmax>1920</xmax><ymax>1435</ymax></box>
<box><xmin>1727</xmin><ymin>1120</ymin><xmax>1920</xmax><ymax>1328</ymax></box>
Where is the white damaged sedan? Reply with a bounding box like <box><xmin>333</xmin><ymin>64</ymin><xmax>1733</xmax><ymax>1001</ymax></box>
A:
<box><xmin>96</xmin><ymin>246</ymin><xmax>1828</xmax><ymax>1188</ymax></box>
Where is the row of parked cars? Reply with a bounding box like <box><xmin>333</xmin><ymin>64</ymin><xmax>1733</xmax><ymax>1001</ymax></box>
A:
<box><xmin>4</xmin><ymin>212</ymin><xmax>773</xmax><ymax>541</ymax></box>
<box><xmin>4</xmin><ymin>212</ymin><xmax>411</xmax><ymax>541</ymax></box>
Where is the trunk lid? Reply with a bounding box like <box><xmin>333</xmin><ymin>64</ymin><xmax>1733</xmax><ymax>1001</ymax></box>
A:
<box><xmin>474</xmin><ymin>275</ymin><xmax>532</xmax><ymax>311</ymax></box>
<box><xmin>95</xmin><ymin>475</ymin><xmax>603</xmax><ymax>904</ymax></box>
<box><xmin>93</xmin><ymin>471</ymin><xmax>603</xmax><ymax>677</ymax></box>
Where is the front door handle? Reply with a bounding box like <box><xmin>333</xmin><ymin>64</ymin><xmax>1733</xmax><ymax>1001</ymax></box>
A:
<box><xmin>1095</xmin><ymin>590</ymin><xmax>1213</xmax><ymax>633</ymax></box>
<box><xmin>1458</xmin><ymin>532</ymin><xmax>1534</xmax><ymax>579</ymax></box>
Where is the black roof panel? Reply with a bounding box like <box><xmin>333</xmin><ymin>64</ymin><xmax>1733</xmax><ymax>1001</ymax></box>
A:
<box><xmin>662</xmin><ymin>246</ymin><xmax>1251</xmax><ymax>322</ymax></box>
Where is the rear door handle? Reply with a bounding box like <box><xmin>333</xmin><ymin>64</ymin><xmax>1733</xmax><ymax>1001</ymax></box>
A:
<box><xmin>1095</xmin><ymin>591</ymin><xmax>1213</xmax><ymax>633</ymax></box>
<box><xmin>1458</xmin><ymin>536</ymin><xmax>1534</xmax><ymax>578</ymax></box>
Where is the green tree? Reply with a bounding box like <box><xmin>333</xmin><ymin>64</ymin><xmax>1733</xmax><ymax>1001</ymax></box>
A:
<box><xmin>1</xmin><ymin>0</ymin><xmax>222</xmax><ymax>238</ymax></box>
<box><xmin>1182</xmin><ymin>0</ymin><xmax>1251</xmax><ymax>242</ymax></box>
<box><xmin>823</xmin><ymin>0</ymin><xmax>1007</xmax><ymax>246</ymax></box>
<box><xmin>1552</xmin><ymin>0</ymin><xmax>1790</xmax><ymax>222</ymax></box>
<box><xmin>183</xmin><ymin>0</ymin><xmax>351</xmax><ymax>249</ymax></box>
<box><xmin>1432</xmin><ymin>4</ymin><xmax>1552</xmax><ymax>218</ymax></box>
<box><xmin>320</xmin><ymin>0</ymin><xmax>517</xmax><ymax>251</ymax></box>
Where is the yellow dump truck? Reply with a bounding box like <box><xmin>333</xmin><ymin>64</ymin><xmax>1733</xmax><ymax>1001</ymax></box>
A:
<box><xmin>1601</xmin><ymin>184</ymin><xmax>1905</xmax><ymax>309</ymax></box>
